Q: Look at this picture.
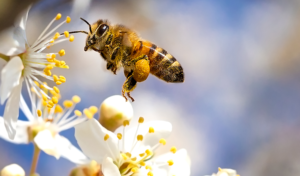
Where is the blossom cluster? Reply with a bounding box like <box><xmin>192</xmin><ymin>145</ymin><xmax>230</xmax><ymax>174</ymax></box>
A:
<box><xmin>0</xmin><ymin>5</ymin><xmax>239</xmax><ymax>176</ymax></box>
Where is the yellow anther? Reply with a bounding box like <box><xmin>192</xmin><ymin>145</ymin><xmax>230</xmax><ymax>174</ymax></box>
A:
<box><xmin>51</xmin><ymin>54</ymin><xmax>56</xmax><ymax>59</ymax></box>
<box><xmin>53</xmin><ymin>32</ymin><xmax>60</xmax><ymax>40</ymax></box>
<box><xmin>66</xmin><ymin>16</ymin><xmax>71</xmax><ymax>23</ymax></box>
<box><xmin>159</xmin><ymin>138</ymin><xmax>166</xmax><ymax>145</ymax></box>
<box><xmin>46</xmin><ymin>54</ymin><xmax>51</xmax><ymax>58</ymax></box>
<box><xmin>62</xmin><ymin>65</ymin><xmax>69</xmax><ymax>69</ymax></box>
<box><xmin>123</xmin><ymin>120</ymin><xmax>129</xmax><ymax>126</ymax></box>
<box><xmin>56</xmin><ymin>13</ymin><xmax>62</xmax><ymax>20</ymax></box>
<box><xmin>52</xmin><ymin>97</ymin><xmax>58</xmax><ymax>104</ymax></box>
<box><xmin>121</xmin><ymin>153</ymin><xmax>128</xmax><ymax>160</ymax></box>
<box><xmin>56</xmin><ymin>81</ymin><xmax>62</xmax><ymax>85</ymax></box>
<box><xmin>137</xmin><ymin>135</ymin><xmax>143</xmax><ymax>141</ymax></box>
<box><xmin>138</xmin><ymin>117</ymin><xmax>144</xmax><ymax>123</ymax></box>
<box><xmin>41</xmin><ymin>94</ymin><xmax>47</xmax><ymax>101</ymax></box>
<box><xmin>139</xmin><ymin>153</ymin><xmax>145</xmax><ymax>157</ymax></box>
<box><xmin>145</xmin><ymin>165</ymin><xmax>152</xmax><ymax>170</ymax></box>
<box><xmin>140</xmin><ymin>161</ymin><xmax>146</xmax><ymax>166</ymax></box>
<box><xmin>48</xmin><ymin>100</ymin><xmax>54</xmax><ymax>106</ymax></box>
<box><xmin>59</xmin><ymin>61</ymin><xmax>66</xmax><ymax>66</ymax></box>
<box><xmin>89</xmin><ymin>106</ymin><xmax>98</xmax><ymax>114</ymax></box>
<box><xmin>167</xmin><ymin>160</ymin><xmax>174</xmax><ymax>166</ymax></box>
<box><xmin>42</xmin><ymin>100</ymin><xmax>47</xmax><ymax>107</ymax></box>
<box><xmin>46</xmin><ymin>64</ymin><xmax>54</xmax><ymax>70</ymax></box>
<box><xmin>44</xmin><ymin>69</ymin><xmax>51</xmax><ymax>76</ymax></box>
<box><xmin>64</xmin><ymin>31</ymin><xmax>69</xmax><ymax>38</ymax></box>
<box><xmin>149</xmin><ymin>127</ymin><xmax>154</xmax><ymax>133</ymax></box>
<box><xmin>83</xmin><ymin>109</ymin><xmax>93</xmax><ymax>119</ymax></box>
<box><xmin>47</xmin><ymin>45</ymin><xmax>51</xmax><ymax>49</ymax></box>
<box><xmin>47</xmin><ymin>58</ymin><xmax>53</xmax><ymax>62</ymax></box>
<box><xmin>37</xmin><ymin>109</ymin><xmax>42</xmax><ymax>117</ymax></box>
<box><xmin>131</xmin><ymin>167</ymin><xmax>139</xmax><ymax>173</ymax></box>
<box><xmin>147</xmin><ymin>171</ymin><xmax>153</xmax><ymax>176</ymax></box>
<box><xmin>47</xmin><ymin>104</ymin><xmax>53</xmax><ymax>108</ymax></box>
<box><xmin>117</xmin><ymin>133</ymin><xmax>122</xmax><ymax>140</ymax></box>
<box><xmin>53</xmin><ymin>75</ymin><xmax>59</xmax><ymax>82</ymax></box>
<box><xmin>40</xmin><ymin>82</ymin><xmax>47</xmax><ymax>89</ymax></box>
<box><xmin>58</xmin><ymin>49</ymin><xmax>65</xmax><ymax>56</ymax></box>
<box><xmin>72</xmin><ymin>95</ymin><xmax>81</xmax><ymax>103</ymax></box>
<box><xmin>59</xmin><ymin>76</ymin><xmax>66</xmax><ymax>82</ymax></box>
<box><xmin>55</xmin><ymin>105</ymin><xmax>63</xmax><ymax>113</ymax></box>
<box><xmin>74</xmin><ymin>110</ymin><xmax>82</xmax><ymax>116</ymax></box>
<box><xmin>125</xmin><ymin>152</ymin><xmax>132</xmax><ymax>158</ymax></box>
<box><xmin>104</xmin><ymin>134</ymin><xmax>109</xmax><ymax>141</ymax></box>
<box><xmin>170</xmin><ymin>146</ymin><xmax>177</xmax><ymax>154</ymax></box>
<box><xmin>53</xmin><ymin>86</ymin><xmax>60</xmax><ymax>94</ymax></box>
<box><xmin>50</xmin><ymin>39</ymin><xmax>54</xmax><ymax>44</ymax></box>
<box><xmin>30</xmin><ymin>87</ymin><xmax>35</xmax><ymax>93</ymax></box>
<box><xmin>69</xmin><ymin>35</ymin><xmax>74</xmax><ymax>42</ymax></box>
<box><xmin>63</xmin><ymin>100</ymin><xmax>73</xmax><ymax>108</ymax></box>
<box><xmin>131</xmin><ymin>157</ymin><xmax>137</xmax><ymax>161</ymax></box>
<box><xmin>145</xmin><ymin>149</ymin><xmax>152</xmax><ymax>156</ymax></box>
<box><xmin>218</xmin><ymin>168</ymin><xmax>222</xmax><ymax>172</ymax></box>
<box><xmin>34</xmin><ymin>81</ymin><xmax>39</xmax><ymax>87</ymax></box>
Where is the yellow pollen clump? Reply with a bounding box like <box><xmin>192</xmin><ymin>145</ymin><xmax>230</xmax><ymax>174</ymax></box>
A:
<box><xmin>56</xmin><ymin>81</ymin><xmax>62</xmax><ymax>85</ymax></box>
<box><xmin>145</xmin><ymin>165</ymin><xmax>152</xmax><ymax>170</ymax></box>
<box><xmin>69</xmin><ymin>35</ymin><xmax>74</xmax><ymax>42</ymax></box>
<box><xmin>140</xmin><ymin>161</ymin><xmax>146</xmax><ymax>166</ymax></box>
<box><xmin>167</xmin><ymin>160</ymin><xmax>174</xmax><ymax>166</ymax></box>
<box><xmin>74</xmin><ymin>110</ymin><xmax>82</xmax><ymax>116</ymax></box>
<box><xmin>149</xmin><ymin>127</ymin><xmax>154</xmax><ymax>133</ymax></box>
<box><xmin>145</xmin><ymin>149</ymin><xmax>152</xmax><ymax>156</ymax></box>
<box><xmin>37</xmin><ymin>109</ymin><xmax>42</xmax><ymax>117</ymax></box>
<box><xmin>89</xmin><ymin>106</ymin><xmax>98</xmax><ymax>114</ymax></box>
<box><xmin>121</xmin><ymin>153</ymin><xmax>128</xmax><ymax>160</ymax></box>
<box><xmin>131</xmin><ymin>157</ymin><xmax>137</xmax><ymax>161</ymax></box>
<box><xmin>66</xmin><ymin>16</ymin><xmax>71</xmax><ymax>23</ymax></box>
<box><xmin>34</xmin><ymin>81</ymin><xmax>39</xmax><ymax>87</ymax></box>
<box><xmin>64</xmin><ymin>31</ymin><xmax>69</xmax><ymax>38</ymax></box>
<box><xmin>55</xmin><ymin>105</ymin><xmax>63</xmax><ymax>113</ymax></box>
<box><xmin>51</xmin><ymin>54</ymin><xmax>56</xmax><ymax>59</ymax></box>
<box><xmin>147</xmin><ymin>171</ymin><xmax>153</xmax><ymax>176</ymax></box>
<box><xmin>42</xmin><ymin>100</ymin><xmax>47</xmax><ymax>107</ymax></box>
<box><xmin>63</xmin><ymin>100</ymin><xmax>73</xmax><ymax>108</ymax></box>
<box><xmin>58</xmin><ymin>49</ymin><xmax>65</xmax><ymax>56</ymax></box>
<box><xmin>44</xmin><ymin>69</ymin><xmax>51</xmax><ymax>76</ymax></box>
<box><xmin>83</xmin><ymin>109</ymin><xmax>93</xmax><ymax>119</ymax></box>
<box><xmin>53</xmin><ymin>75</ymin><xmax>59</xmax><ymax>82</ymax></box>
<box><xmin>123</xmin><ymin>120</ymin><xmax>129</xmax><ymax>126</ymax></box>
<box><xmin>56</xmin><ymin>13</ymin><xmax>62</xmax><ymax>20</ymax></box>
<box><xmin>117</xmin><ymin>133</ymin><xmax>122</xmax><ymax>140</ymax></box>
<box><xmin>47</xmin><ymin>101</ymin><xmax>54</xmax><ymax>108</ymax></box>
<box><xmin>104</xmin><ymin>134</ymin><xmax>109</xmax><ymax>141</ymax></box>
<box><xmin>72</xmin><ymin>95</ymin><xmax>81</xmax><ymax>103</ymax></box>
<box><xmin>52</xmin><ymin>97</ymin><xmax>58</xmax><ymax>104</ymax></box>
<box><xmin>50</xmin><ymin>90</ymin><xmax>56</xmax><ymax>95</ymax></box>
<box><xmin>159</xmin><ymin>138</ymin><xmax>166</xmax><ymax>145</ymax></box>
<box><xmin>125</xmin><ymin>152</ymin><xmax>132</xmax><ymax>158</ymax></box>
<box><xmin>138</xmin><ymin>117</ymin><xmax>144</xmax><ymax>123</ymax></box>
<box><xmin>50</xmin><ymin>39</ymin><xmax>54</xmax><ymax>44</ymax></box>
<box><xmin>131</xmin><ymin>167</ymin><xmax>139</xmax><ymax>173</ymax></box>
<box><xmin>139</xmin><ymin>153</ymin><xmax>145</xmax><ymax>157</ymax></box>
<box><xmin>137</xmin><ymin>135</ymin><xmax>143</xmax><ymax>141</ymax></box>
<box><xmin>53</xmin><ymin>32</ymin><xmax>60</xmax><ymax>40</ymax></box>
<box><xmin>53</xmin><ymin>86</ymin><xmax>60</xmax><ymax>94</ymax></box>
<box><xmin>59</xmin><ymin>76</ymin><xmax>66</xmax><ymax>82</ymax></box>
<box><xmin>170</xmin><ymin>146</ymin><xmax>177</xmax><ymax>154</ymax></box>
<box><xmin>42</xmin><ymin>94</ymin><xmax>47</xmax><ymax>101</ymax></box>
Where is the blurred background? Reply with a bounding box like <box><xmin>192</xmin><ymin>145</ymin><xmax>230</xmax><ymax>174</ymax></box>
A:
<box><xmin>1</xmin><ymin>0</ymin><xmax>300</xmax><ymax>175</ymax></box>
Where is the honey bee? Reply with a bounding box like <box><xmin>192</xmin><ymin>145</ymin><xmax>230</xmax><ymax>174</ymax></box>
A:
<box><xmin>69</xmin><ymin>18</ymin><xmax>184</xmax><ymax>101</ymax></box>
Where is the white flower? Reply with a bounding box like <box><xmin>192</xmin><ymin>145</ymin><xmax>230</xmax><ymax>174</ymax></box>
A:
<box><xmin>0</xmin><ymin>91</ymin><xmax>93</xmax><ymax>164</ymax></box>
<box><xmin>209</xmin><ymin>168</ymin><xmax>240</xmax><ymax>176</ymax></box>
<box><xmin>75</xmin><ymin>117</ymin><xmax>191</xmax><ymax>176</ymax></box>
<box><xmin>99</xmin><ymin>95</ymin><xmax>134</xmax><ymax>132</ymax></box>
<box><xmin>0</xmin><ymin>7</ymin><xmax>74</xmax><ymax>139</ymax></box>
<box><xmin>1</xmin><ymin>164</ymin><xmax>25</xmax><ymax>176</ymax></box>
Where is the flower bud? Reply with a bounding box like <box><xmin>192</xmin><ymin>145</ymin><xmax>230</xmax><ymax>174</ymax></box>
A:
<box><xmin>1</xmin><ymin>164</ymin><xmax>25</xmax><ymax>176</ymax></box>
<box><xmin>99</xmin><ymin>95</ymin><xmax>133</xmax><ymax>132</ymax></box>
<box><xmin>69</xmin><ymin>160</ymin><xmax>102</xmax><ymax>176</ymax></box>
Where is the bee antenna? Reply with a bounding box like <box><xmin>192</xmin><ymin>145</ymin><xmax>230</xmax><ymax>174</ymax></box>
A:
<box><xmin>80</xmin><ymin>17</ymin><xmax>92</xmax><ymax>33</ymax></box>
<box><xmin>63</xmin><ymin>31</ymin><xmax>89</xmax><ymax>35</ymax></box>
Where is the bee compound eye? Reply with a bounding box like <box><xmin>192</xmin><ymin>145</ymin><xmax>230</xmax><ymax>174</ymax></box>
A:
<box><xmin>107</xmin><ymin>63</ymin><xmax>113</xmax><ymax>70</ymax></box>
<box><xmin>97</xmin><ymin>24</ymin><xmax>109</xmax><ymax>36</ymax></box>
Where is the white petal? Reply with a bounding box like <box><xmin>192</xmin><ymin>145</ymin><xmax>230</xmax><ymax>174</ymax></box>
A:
<box><xmin>55</xmin><ymin>135</ymin><xmax>90</xmax><ymax>164</ymax></box>
<box><xmin>19</xmin><ymin>95</ymin><xmax>34</xmax><ymax>121</ymax></box>
<box><xmin>34</xmin><ymin>129</ymin><xmax>60</xmax><ymax>159</ymax></box>
<box><xmin>0</xmin><ymin>116</ymin><xmax>30</xmax><ymax>143</ymax></box>
<box><xmin>0</xmin><ymin>28</ymin><xmax>26</xmax><ymax>56</ymax></box>
<box><xmin>14</xmin><ymin>6</ymin><xmax>30</xmax><ymax>31</ymax></box>
<box><xmin>3</xmin><ymin>81</ymin><xmax>22</xmax><ymax>139</ymax></box>
<box><xmin>124</xmin><ymin>121</ymin><xmax>172</xmax><ymax>151</ymax></box>
<box><xmin>0</xmin><ymin>56</ymin><xmax>23</xmax><ymax>104</ymax></box>
<box><xmin>102</xmin><ymin>157</ymin><xmax>121</xmax><ymax>176</ymax></box>
<box><xmin>75</xmin><ymin>118</ymin><xmax>119</xmax><ymax>163</ymax></box>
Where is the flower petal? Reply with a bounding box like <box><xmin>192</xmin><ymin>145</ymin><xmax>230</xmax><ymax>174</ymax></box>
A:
<box><xmin>0</xmin><ymin>28</ymin><xmax>26</xmax><ymax>56</ymax></box>
<box><xmin>124</xmin><ymin>121</ymin><xmax>172</xmax><ymax>151</ymax></box>
<box><xmin>19</xmin><ymin>95</ymin><xmax>34</xmax><ymax>121</ymax></box>
<box><xmin>14</xmin><ymin>6</ymin><xmax>30</xmax><ymax>31</ymax></box>
<box><xmin>56</xmin><ymin>135</ymin><xmax>90</xmax><ymax>164</ymax></box>
<box><xmin>3</xmin><ymin>81</ymin><xmax>22</xmax><ymax>139</ymax></box>
<box><xmin>75</xmin><ymin>118</ymin><xmax>119</xmax><ymax>163</ymax></box>
<box><xmin>0</xmin><ymin>56</ymin><xmax>23</xmax><ymax>104</ymax></box>
<box><xmin>0</xmin><ymin>116</ymin><xmax>30</xmax><ymax>144</ymax></box>
<box><xmin>34</xmin><ymin>129</ymin><xmax>60</xmax><ymax>159</ymax></box>
<box><xmin>102</xmin><ymin>157</ymin><xmax>121</xmax><ymax>176</ymax></box>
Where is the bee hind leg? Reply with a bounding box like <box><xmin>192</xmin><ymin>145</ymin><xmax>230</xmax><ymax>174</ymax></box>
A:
<box><xmin>122</xmin><ymin>74</ymin><xmax>137</xmax><ymax>102</ymax></box>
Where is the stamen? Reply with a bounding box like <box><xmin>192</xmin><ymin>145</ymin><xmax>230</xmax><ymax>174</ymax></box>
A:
<box><xmin>140</xmin><ymin>161</ymin><xmax>145</xmax><ymax>166</ymax></box>
<box><xmin>137</xmin><ymin>135</ymin><xmax>143</xmax><ymax>141</ymax></box>
<box><xmin>131</xmin><ymin>167</ymin><xmax>139</xmax><ymax>173</ymax></box>
<box><xmin>139</xmin><ymin>153</ymin><xmax>145</xmax><ymax>157</ymax></box>
<box><xmin>66</xmin><ymin>16</ymin><xmax>71</xmax><ymax>23</ymax></box>
<box><xmin>58</xmin><ymin>49</ymin><xmax>65</xmax><ymax>56</ymax></box>
<box><xmin>123</xmin><ymin>120</ymin><xmax>130</xmax><ymax>126</ymax></box>
<box><xmin>138</xmin><ymin>117</ymin><xmax>144</xmax><ymax>123</ymax></box>
<box><xmin>145</xmin><ymin>165</ymin><xmax>152</xmax><ymax>170</ymax></box>
<box><xmin>218</xmin><ymin>168</ymin><xmax>222</xmax><ymax>172</ymax></box>
<box><xmin>69</xmin><ymin>35</ymin><xmax>74</xmax><ymax>42</ymax></box>
<box><xmin>37</xmin><ymin>109</ymin><xmax>42</xmax><ymax>117</ymax></box>
<box><xmin>83</xmin><ymin>109</ymin><xmax>93</xmax><ymax>119</ymax></box>
<box><xmin>145</xmin><ymin>149</ymin><xmax>152</xmax><ymax>156</ymax></box>
<box><xmin>104</xmin><ymin>134</ymin><xmax>110</xmax><ymax>141</ymax></box>
<box><xmin>72</xmin><ymin>95</ymin><xmax>81</xmax><ymax>103</ymax></box>
<box><xmin>63</xmin><ymin>100</ymin><xmax>73</xmax><ymax>108</ymax></box>
<box><xmin>167</xmin><ymin>160</ymin><xmax>174</xmax><ymax>166</ymax></box>
<box><xmin>55</xmin><ymin>105</ymin><xmax>63</xmax><ymax>113</ymax></box>
<box><xmin>74</xmin><ymin>110</ymin><xmax>82</xmax><ymax>116</ymax></box>
<box><xmin>170</xmin><ymin>146</ymin><xmax>177</xmax><ymax>154</ymax></box>
<box><xmin>56</xmin><ymin>13</ymin><xmax>62</xmax><ymax>20</ymax></box>
<box><xmin>147</xmin><ymin>171</ymin><xmax>153</xmax><ymax>176</ymax></box>
<box><xmin>53</xmin><ymin>86</ymin><xmax>60</xmax><ymax>93</ymax></box>
<box><xmin>125</xmin><ymin>152</ymin><xmax>131</xmax><ymax>158</ymax></box>
<box><xmin>52</xmin><ymin>97</ymin><xmax>58</xmax><ymax>104</ymax></box>
<box><xmin>64</xmin><ymin>31</ymin><xmax>69</xmax><ymax>38</ymax></box>
<box><xmin>117</xmin><ymin>133</ymin><xmax>122</xmax><ymax>140</ymax></box>
<box><xmin>149</xmin><ymin>127</ymin><xmax>154</xmax><ymax>133</ymax></box>
<box><xmin>89</xmin><ymin>106</ymin><xmax>98</xmax><ymax>114</ymax></box>
<box><xmin>159</xmin><ymin>138</ymin><xmax>166</xmax><ymax>145</ymax></box>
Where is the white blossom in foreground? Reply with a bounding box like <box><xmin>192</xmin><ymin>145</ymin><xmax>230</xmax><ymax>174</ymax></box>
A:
<box><xmin>0</xmin><ymin>89</ymin><xmax>93</xmax><ymax>164</ymax></box>
<box><xmin>0</xmin><ymin>7</ymin><xmax>74</xmax><ymax>139</ymax></box>
<box><xmin>75</xmin><ymin>117</ymin><xmax>191</xmax><ymax>176</ymax></box>
<box><xmin>208</xmin><ymin>168</ymin><xmax>240</xmax><ymax>176</ymax></box>
<box><xmin>99</xmin><ymin>95</ymin><xmax>133</xmax><ymax>132</ymax></box>
<box><xmin>1</xmin><ymin>164</ymin><xmax>25</xmax><ymax>176</ymax></box>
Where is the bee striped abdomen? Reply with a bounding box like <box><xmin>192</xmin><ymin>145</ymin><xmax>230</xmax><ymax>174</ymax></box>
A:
<box><xmin>131</xmin><ymin>41</ymin><xmax>184</xmax><ymax>83</ymax></box>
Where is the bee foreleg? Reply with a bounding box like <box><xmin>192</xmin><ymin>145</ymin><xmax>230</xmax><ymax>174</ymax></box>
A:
<box><xmin>91</xmin><ymin>47</ymin><xmax>102</xmax><ymax>52</ymax></box>
<box><xmin>127</xmin><ymin>92</ymin><xmax>134</xmax><ymax>102</ymax></box>
<box><xmin>122</xmin><ymin>89</ymin><xmax>128</xmax><ymax>102</ymax></box>
<box><xmin>122</xmin><ymin>74</ymin><xmax>137</xmax><ymax>102</ymax></box>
